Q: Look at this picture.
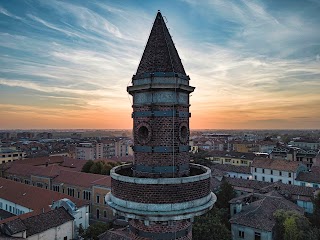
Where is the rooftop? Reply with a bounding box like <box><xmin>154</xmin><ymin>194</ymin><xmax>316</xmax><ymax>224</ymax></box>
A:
<box><xmin>252</xmin><ymin>158</ymin><xmax>302</xmax><ymax>172</ymax></box>
<box><xmin>230</xmin><ymin>194</ymin><xmax>304</xmax><ymax>231</ymax></box>
<box><xmin>1</xmin><ymin>207</ymin><xmax>74</xmax><ymax>238</ymax></box>
<box><xmin>0</xmin><ymin>178</ymin><xmax>87</xmax><ymax>213</ymax></box>
<box><xmin>135</xmin><ymin>11</ymin><xmax>186</xmax><ymax>77</ymax></box>
<box><xmin>296</xmin><ymin>166</ymin><xmax>320</xmax><ymax>184</ymax></box>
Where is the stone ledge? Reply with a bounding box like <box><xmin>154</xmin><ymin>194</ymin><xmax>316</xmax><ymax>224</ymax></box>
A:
<box><xmin>110</xmin><ymin>163</ymin><xmax>211</xmax><ymax>184</ymax></box>
<box><xmin>106</xmin><ymin>192</ymin><xmax>216</xmax><ymax>221</ymax></box>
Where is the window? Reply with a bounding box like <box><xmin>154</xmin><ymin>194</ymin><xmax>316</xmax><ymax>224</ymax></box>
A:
<box><xmin>301</xmin><ymin>182</ymin><xmax>306</xmax><ymax>186</ymax></box>
<box><xmin>313</xmin><ymin>184</ymin><xmax>319</xmax><ymax>188</ymax></box>
<box><xmin>262</xmin><ymin>169</ymin><xmax>265</xmax><ymax>173</ymax></box>
<box><xmin>254</xmin><ymin>232</ymin><xmax>261</xmax><ymax>240</ymax></box>
<box><xmin>270</xmin><ymin>170</ymin><xmax>273</xmax><ymax>175</ymax></box>
<box><xmin>97</xmin><ymin>195</ymin><xmax>100</xmax><ymax>204</ymax></box>
<box><xmin>104</xmin><ymin>210</ymin><xmax>107</xmax><ymax>218</ymax></box>
<box><xmin>53</xmin><ymin>185</ymin><xmax>60</xmax><ymax>192</ymax></box>
<box><xmin>288</xmin><ymin>181</ymin><xmax>292</xmax><ymax>185</ymax></box>
<box><xmin>254</xmin><ymin>168</ymin><xmax>257</xmax><ymax>172</ymax></box>
<box><xmin>279</xmin><ymin>171</ymin><xmax>282</xmax><ymax>176</ymax></box>
<box><xmin>262</xmin><ymin>177</ymin><xmax>265</xmax><ymax>181</ymax></box>
<box><xmin>271</xmin><ymin>178</ymin><xmax>273</xmax><ymax>183</ymax></box>
<box><xmin>255</xmin><ymin>176</ymin><xmax>257</xmax><ymax>180</ymax></box>
<box><xmin>96</xmin><ymin>209</ymin><xmax>100</xmax><ymax>219</ymax></box>
<box><xmin>289</xmin><ymin>172</ymin><xmax>292</xmax><ymax>177</ymax></box>
<box><xmin>239</xmin><ymin>230</ymin><xmax>244</xmax><ymax>238</ymax></box>
<box><xmin>64</xmin><ymin>237</ymin><xmax>67</xmax><ymax>240</ymax></box>
<box><xmin>78</xmin><ymin>191</ymin><xmax>80</xmax><ymax>198</ymax></box>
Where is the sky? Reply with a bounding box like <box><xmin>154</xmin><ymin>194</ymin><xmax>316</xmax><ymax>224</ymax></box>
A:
<box><xmin>0</xmin><ymin>0</ymin><xmax>320</xmax><ymax>130</ymax></box>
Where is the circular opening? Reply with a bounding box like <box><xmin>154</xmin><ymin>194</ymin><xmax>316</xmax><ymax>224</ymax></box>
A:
<box><xmin>180</xmin><ymin>126</ymin><xmax>188</xmax><ymax>139</ymax></box>
<box><xmin>138</xmin><ymin>126</ymin><xmax>149</xmax><ymax>140</ymax></box>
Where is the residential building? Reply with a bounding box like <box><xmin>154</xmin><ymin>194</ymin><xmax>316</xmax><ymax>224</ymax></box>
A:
<box><xmin>76</xmin><ymin>143</ymin><xmax>96</xmax><ymax>160</ymax></box>
<box><xmin>0</xmin><ymin>207</ymin><xmax>74</xmax><ymax>240</ymax></box>
<box><xmin>289</xmin><ymin>139</ymin><xmax>320</xmax><ymax>150</ymax></box>
<box><xmin>295</xmin><ymin>166</ymin><xmax>320</xmax><ymax>188</ymax></box>
<box><xmin>230</xmin><ymin>191</ymin><xmax>304</xmax><ymax>240</ymax></box>
<box><xmin>211</xmin><ymin>164</ymin><xmax>252</xmax><ymax>180</ymax></box>
<box><xmin>0</xmin><ymin>147</ymin><xmax>26</xmax><ymax>164</ymax></box>
<box><xmin>0</xmin><ymin>178</ymin><xmax>89</xmax><ymax>237</ymax></box>
<box><xmin>206</xmin><ymin>151</ymin><xmax>258</xmax><ymax>166</ymax></box>
<box><xmin>251</xmin><ymin>158</ymin><xmax>307</xmax><ymax>184</ymax></box>
<box><xmin>2</xmin><ymin>160</ymin><xmax>113</xmax><ymax>222</ymax></box>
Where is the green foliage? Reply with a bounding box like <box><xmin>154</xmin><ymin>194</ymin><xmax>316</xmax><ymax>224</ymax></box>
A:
<box><xmin>274</xmin><ymin>210</ymin><xmax>320</xmax><ymax>240</ymax></box>
<box><xmin>80</xmin><ymin>222</ymin><xmax>112</xmax><ymax>240</ymax></box>
<box><xmin>311</xmin><ymin>191</ymin><xmax>320</xmax><ymax>228</ymax></box>
<box><xmin>81</xmin><ymin>160</ymin><xmax>121</xmax><ymax>175</ymax></box>
<box><xmin>190</xmin><ymin>150</ymin><xmax>212</xmax><ymax>167</ymax></box>
<box><xmin>215</xmin><ymin>180</ymin><xmax>236</xmax><ymax>209</ymax></box>
<box><xmin>193</xmin><ymin>207</ymin><xmax>231</xmax><ymax>240</ymax></box>
<box><xmin>81</xmin><ymin>160</ymin><xmax>94</xmax><ymax>173</ymax></box>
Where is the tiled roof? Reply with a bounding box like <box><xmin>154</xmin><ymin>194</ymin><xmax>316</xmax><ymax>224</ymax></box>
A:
<box><xmin>226</xmin><ymin>177</ymin><xmax>271</xmax><ymax>191</ymax></box>
<box><xmin>6</xmin><ymin>163</ymin><xmax>61</xmax><ymax>178</ymax></box>
<box><xmin>208</xmin><ymin>151</ymin><xmax>257</xmax><ymax>160</ymax></box>
<box><xmin>23</xmin><ymin>207</ymin><xmax>74</xmax><ymax>237</ymax></box>
<box><xmin>211</xmin><ymin>163</ymin><xmax>251</xmax><ymax>174</ymax></box>
<box><xmin>259</xmin><ymin>181</ymin><xmax>316</xmax><ymax>197</ymax></box>
<box><xmin>230</xmin><ymin>194</ymin><xmax>304</xmax><ymax>231</ymax></box>
<box><xmin>0</xmin><ymin>178</ymin><xmax>87</xmax><ymax>213</ymax></box>
<box><xmin>2</xmin><ymin>218</ymin><xmax>26</xmax><ymax>235</ymax></box>
<box><xmin>252</xmin><ymin>158</ymin><xmax>302</xmax><ymax>172</ymax></box>
<box><xmin>53</xmin><ymin>170</ymin><xmax>111</xmax><ymax>188</ymax></box>
<box><xmin>1</xmin><ymin>208</ymin><xmax>74</xmax><ymax>237</ymax></box>
<box><xmin>99</xmin><ymin>227</ymin><xmax>130</xmax><ymax>240</ymax></box>
<box><xmin>296</xmin><ymin>166</ymin><xmax>320</xmax><ymax>184</ymax></box>
<box><xmin>135</xmin><ymin>12</ymin><xmax>186</xmax><ymax>76</ymax></box>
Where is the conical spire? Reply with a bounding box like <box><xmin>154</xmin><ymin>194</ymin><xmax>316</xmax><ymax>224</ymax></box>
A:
<box><xmin>136</xmin><ymin>11</ymin><xmax>186</xmax><ymax>76</ymax></box>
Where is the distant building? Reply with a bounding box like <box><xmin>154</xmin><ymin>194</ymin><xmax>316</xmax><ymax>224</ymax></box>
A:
<box><xmin>0</xmin><ymin>147</ymin><xmax>26</xmax><ymax>164</ymax></box>
<box><xmin>289</xmin><ymin>139</ymin><xmax>320</xmax><ymax>150</ymax></box>
<box><xmin>295</xmin><ymin>165</ymin><xmax>320</xmax><ymax>188</ymax></box>
<box><xmin>206</xmin><ymin>151</ymin><xmax>259</xmax><ymax>166</ymax></box>
<box><xmin>76</xmin><ymin>143</ymin><xmax>96</xmax><ymax>160</ymax></box>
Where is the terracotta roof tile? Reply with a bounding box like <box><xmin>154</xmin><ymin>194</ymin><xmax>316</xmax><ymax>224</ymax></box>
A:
<box><xmin>0</xmin><ymin>178</ymin><xmax>87</xmax><ymax>213</ymax></box>
<box><xmin>252</xmin><ymin>158</ymin><xmax>302</xmax><ymax>172</ymax></box>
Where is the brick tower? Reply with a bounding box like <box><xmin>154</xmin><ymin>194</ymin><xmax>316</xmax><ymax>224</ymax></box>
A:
<box><xmin>106</xmin><ymin>11</ymin><xmax>216</xmax><ymax>240</ymax></box>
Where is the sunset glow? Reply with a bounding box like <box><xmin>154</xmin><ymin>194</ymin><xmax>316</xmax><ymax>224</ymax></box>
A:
<box><xmin>0</xmin><ymin>0</ymin><xmax>319</xmax><ymax>129</ymax></box>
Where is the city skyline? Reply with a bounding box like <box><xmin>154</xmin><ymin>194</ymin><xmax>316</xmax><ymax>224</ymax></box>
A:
<box><xmin>1</xmin><ymin>0</ymin><xmax>320</xmax><ymax>130</ymax></box>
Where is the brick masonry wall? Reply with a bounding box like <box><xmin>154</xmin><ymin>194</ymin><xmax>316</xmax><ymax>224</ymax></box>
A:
<box><xmin>129</xmin><ymin>219</ymin><xmax>192</xmax><ymax>240</ymax></box>
<box><xmin>133</xmin><ymin>105</ymin><xmax>190</xmax><ymax>177</ymax></box>
<box><xmin>111</xmin><ymin>177</ymin><xmax>210</xmax><ymax>204</ymax></box>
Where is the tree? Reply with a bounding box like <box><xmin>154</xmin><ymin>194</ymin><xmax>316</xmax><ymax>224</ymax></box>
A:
<box><xmin>311</xmin><ymin>191</ymin><xmax>320</xmax><ymax>228</ymax></box>
<box><xmin>274</xmin><ymin>210</ymin><xmax>320</xmax><ymax>240</ymax></box>
<box><xmin>193</xmin><ymin>207</ymin><xmax>231</xmax><ymax>240</ymax></box>
<box><xmin>80</xmin><ymin>222</ymin><xmax>112</xmax><ymax>240</ymax></box>
<box><xmin>82</xmin><ymin>160</ymin><xmax>94</xmax><ymax>173</ymax></box>
<box><xmin>89</xmin><ymin>161</ymin><xmax>103</xmax><ymax>174</ymax></box>
<box><xmin>215</xmin><ymin>180</ymin><xmax>236</xmax><ymax>209</ymax></box>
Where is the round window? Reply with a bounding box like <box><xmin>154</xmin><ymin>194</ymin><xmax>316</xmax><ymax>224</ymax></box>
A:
<box><xmin>179</xmin><ymin>123</ymin><xmax>189</xmax><ymax>144</ymax></box>
<box><xmin>136</xmin><ymin>122</ymin><xmax>152</xmax><ymax>145</ymax></box>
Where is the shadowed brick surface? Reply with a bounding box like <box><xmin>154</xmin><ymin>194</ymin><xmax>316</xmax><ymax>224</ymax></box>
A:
<box><xmin>136</xmin><ymin>12</ymin><xmax>186</xmax><ymax>76</ymax></box>
<box><xmin>112</xmin><ymin>178</ymin><xmax>210</xmax><ymax>204</ymax></box>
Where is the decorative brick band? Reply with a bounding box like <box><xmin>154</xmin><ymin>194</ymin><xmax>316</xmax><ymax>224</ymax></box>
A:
<box><xmin>132</xmin><ymin>145</ymin><xmax>190</xmax><ymax>153</ymax></box>
<box><xmin>134</xmin><ymin>164</ymin><xmax>189</xmax><ymax>174</ymax></box>
<box><xmin>132</xmin><ymin>111</ymin><xmax>190</xmax><ymax>118</ymax></box>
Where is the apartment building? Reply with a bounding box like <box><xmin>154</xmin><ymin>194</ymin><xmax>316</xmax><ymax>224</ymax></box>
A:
<box><xmin>0</xmin><ymin>147</ymin><xmax>26</xmax><ymax>164</ymax></box>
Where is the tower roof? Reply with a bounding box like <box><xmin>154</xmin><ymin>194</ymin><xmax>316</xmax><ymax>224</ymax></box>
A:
<box><xmin>135</xmin><ymin>11</ymin><xmax>186</xmax><ymax>76</ymax></box>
